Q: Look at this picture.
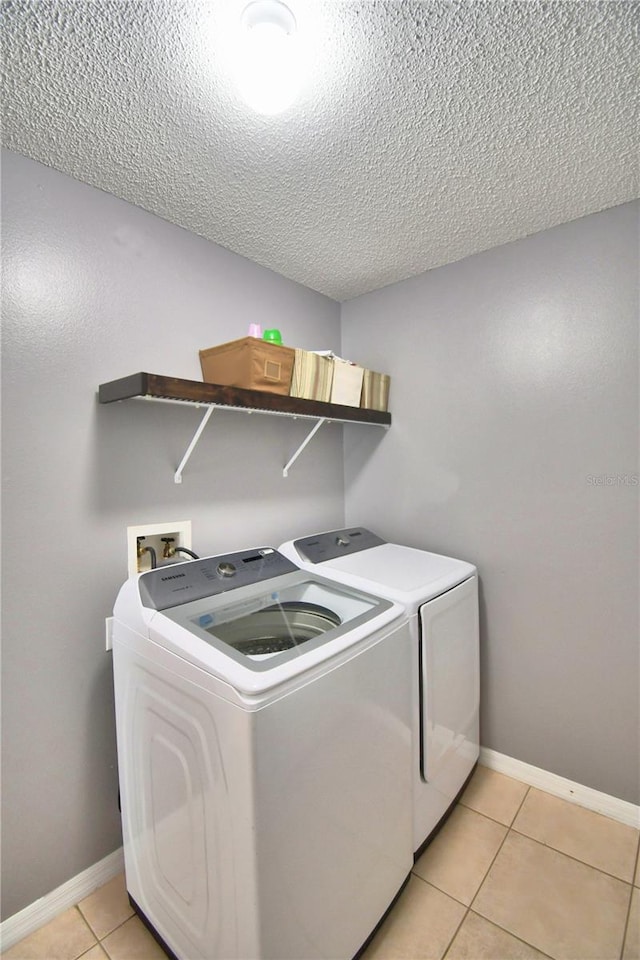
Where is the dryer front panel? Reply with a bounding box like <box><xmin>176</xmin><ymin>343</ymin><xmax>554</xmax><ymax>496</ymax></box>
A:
<box><xmin>420</xmin><ymin>576</ymin><xmax>480</xmax><ymax>789</ymax></box>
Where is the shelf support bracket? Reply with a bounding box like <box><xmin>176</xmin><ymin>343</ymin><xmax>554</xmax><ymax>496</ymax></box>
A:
<box><xmin>174</xmin><ymin>406</ymin><xmax>215</xmax><ymax>483</ymax></box>
<box><xmin>283</xmin><ymin>418</ymin><xmax>326</xmax><ymax>478</ymax></box>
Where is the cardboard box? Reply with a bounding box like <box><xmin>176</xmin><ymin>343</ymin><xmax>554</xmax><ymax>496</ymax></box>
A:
<box><xmin>290</xmin><ymin>349</ymin><xmax>334</xmax><ymax>402</ymax></box>
<box><xmin>361</xmin><ymin>369</ymin><xmax>391</xmax><ymax>412</ymax></box>
<box><xmin>314</xmin><ymin>353</ymin><xmax>365</xmax><ymax>407</ymax></box>
<box><xmin>199</xmin><ymin>337</ymin><xmax>295</xmax><ymax>395</ymax></box>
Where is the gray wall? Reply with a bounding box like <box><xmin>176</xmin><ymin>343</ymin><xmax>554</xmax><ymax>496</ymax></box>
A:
<box><xmin>2</xmin><ymin>149</ymin><xmax>638</xmax><ymax>923</ymax></box>
<box><xmin>1</xmin><ymin>150</ymin><xmax>343</xmax><ymax>919</ymax></box>
<box><xmin>342</xmin><ymin>201</ymin><xmax>639</xmax><ymax>805</ymax></box>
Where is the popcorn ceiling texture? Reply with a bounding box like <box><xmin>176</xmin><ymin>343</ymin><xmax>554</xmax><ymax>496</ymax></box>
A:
<box><xmin>2</xmin><ymin>0</ymin><xmax>638</xmax><ymax>300</ymax></box>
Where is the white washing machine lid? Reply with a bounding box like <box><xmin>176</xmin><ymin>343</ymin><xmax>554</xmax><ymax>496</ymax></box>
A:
<box><xmin>114</xmin><ymin>547</ymin><xmax>405</xmax><ymax>696</ymax></box>
<box><xmin>279</xmin><ymin>530</ymin><xmax>476</xmax><ymax>612</ymax></box>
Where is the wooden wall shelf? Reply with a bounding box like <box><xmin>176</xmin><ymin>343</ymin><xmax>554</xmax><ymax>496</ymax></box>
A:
<box><xmin>98</xmin><ymin>373</ymin><xmax>391</xmax><ymax>481</ymax></box>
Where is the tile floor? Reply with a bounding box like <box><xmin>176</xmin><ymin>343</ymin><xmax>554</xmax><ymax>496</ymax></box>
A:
<box><xmin>2</xmin><ymin>768</ymin><xmax>639</xmax><ymax>960</ymax></box>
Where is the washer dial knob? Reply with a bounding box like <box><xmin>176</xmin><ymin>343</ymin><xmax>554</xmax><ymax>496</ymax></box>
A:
<box><xmin>336</xmin><ymin>535</ymin><xmax>351</xmax><ymax>547</ymax></box>
<box><xmin>217</xmin><ymin>561</ymin><xmax>237</xmax><ymax>578</ymax></box>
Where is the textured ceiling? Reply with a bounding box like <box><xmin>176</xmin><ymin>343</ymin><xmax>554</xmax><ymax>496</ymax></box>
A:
<box><xmin>2</xmin><ymin>0</ymin><xmax>638</xmax><ymax>300</ymax></box>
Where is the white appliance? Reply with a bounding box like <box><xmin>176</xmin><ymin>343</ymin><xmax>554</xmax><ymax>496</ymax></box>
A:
<box><xmin>279</xmin><ymin>528</ymin><xmax>480</xmax><ymax>856</ymax></box>
<box><xmin>112</xmin><ymin>546</ymin><xmax>413</xmax><ymax>960</ymax></box>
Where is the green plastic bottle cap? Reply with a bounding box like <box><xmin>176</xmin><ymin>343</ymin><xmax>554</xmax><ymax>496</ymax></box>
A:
<box><xmin>263</xmin><ymin>329</ymin><xmax>283</xmax><ymax>344</ymax></box>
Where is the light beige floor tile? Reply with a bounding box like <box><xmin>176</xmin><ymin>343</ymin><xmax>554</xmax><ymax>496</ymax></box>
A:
<box><xmin>445</xmin><ymin>910</ymin><xmax>549</xmax><ymax>959</ymax></box>
<box><xmin>413</xmin><ymin>805</ymin><xmax>507</xmax><ymax>905</ymax></box>
<box><xmin>101</xmin><ymin>916</ymin><xmax>167</xmax><ymax>960</ymax></box>
<box><xmin>1</xmin><ymin>907</ymin><xmax>96</xmax><ymax>960</ymax></box>
<box><xmin>623</xmin><ymin>886</ymin><xmax>640</xmax><ymax>960</ymax></box>
<box><xmin>460</xmin><ymin>766</ymin><xmax>529</xmax><ymax>826</ymax></box>
<box><xmin>361</xmin><ymin>876</ymin><xmax>466</xmax><ymax>960</ymax></box>
<box><xmin>473</xmin><ymin>830</ymin><xmax>630</xmax><ymax>960</ymax></box>
<box><xmin>77</xmin><ymin>946</ymin><xmax>109</xmax><ymax>960</ymax></box>
<box><xmin>635</xmin><ymin>852</ymin><xmax>640</xmax><ymax>888</ymax></box>
<box><xmin>513</xmin><ymin>788</ymin><xmax>639</xmax><ymax>881</ymax></box>
<box><xmin>78</xmin><ymin>874</ymin><xmax>133</xmax><ymax>940</ymax></box>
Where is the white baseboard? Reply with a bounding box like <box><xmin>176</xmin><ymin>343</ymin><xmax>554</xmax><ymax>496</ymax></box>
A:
<box><xmin>480</xmin><ymin>747</ymin><xmax>640</xmax><ymax>829</ymax></box>
<box><xmin>0</xmin><ymin>847</ymin><xmax>124</xmax><ymax>951</ymax></box>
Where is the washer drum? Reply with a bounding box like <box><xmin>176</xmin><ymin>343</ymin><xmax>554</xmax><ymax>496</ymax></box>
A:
<box><xmin>211</xmin><ymin>601</ymin><xmax>342</xmax><ymax>656</ymax></box>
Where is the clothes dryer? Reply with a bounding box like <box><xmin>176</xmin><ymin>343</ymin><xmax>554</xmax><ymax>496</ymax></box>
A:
<box><xmin>279</xmin><ymin>528</ymin><xmax>480</xmax><ymax>856</ymax></box>
<box><xmin>112</xmin><ymin>546</ymin><xmax>413</xmax><ymax>960</ymax></box>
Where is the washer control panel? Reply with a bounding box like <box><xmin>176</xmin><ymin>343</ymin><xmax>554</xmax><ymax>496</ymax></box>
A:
<box><xmin>294</xmin><ymin>528</ymin><xmax>386</xmax><ymax>564</ymax></box>
<box><xmin>139</xmin><ymin>548</ymin><xmax>299</xmax><ymax>610</ymax></box>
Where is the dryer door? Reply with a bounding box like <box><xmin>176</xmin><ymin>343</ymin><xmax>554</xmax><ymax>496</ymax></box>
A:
<box><xmin>420</xmin><ymin>576</ymin><xmax>480</xmax><ymax>788</ymax></box>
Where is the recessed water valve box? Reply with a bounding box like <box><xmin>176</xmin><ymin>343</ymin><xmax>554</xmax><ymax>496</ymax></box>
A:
<box><xmin>126</xmin><ymin>520</ymin><xmax>193</xmax><ymax>577</ymax></box>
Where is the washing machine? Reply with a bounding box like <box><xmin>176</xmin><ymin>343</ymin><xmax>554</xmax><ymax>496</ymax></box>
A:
<box><xmin>279</xmin><ymin>528</ymin><xmax>480</xmax><ymax>856</ymax></box>
<box><xmin>112</xmin><ymin>545</ymin><xmax>413</xmax><ymax>960</ymax></box>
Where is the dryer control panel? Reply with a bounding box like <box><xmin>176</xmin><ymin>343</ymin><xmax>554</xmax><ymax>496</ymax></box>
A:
<box><xmin>294</xmin><ymin>528</ymin><xmax>386</xmax><ymax>564</ymax></box>
<box><xmin>138</xmin><ymin>548</ymin><xmax>299</xmax><ymax>610</ymax></box>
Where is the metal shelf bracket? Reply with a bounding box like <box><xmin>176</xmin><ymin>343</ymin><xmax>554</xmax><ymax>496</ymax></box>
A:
<box><xmin>174</xmin><ymin>405</ymin><xmax>216</xmax><ymax>483</ymax></box>
<box><xmin>283</xmin><ymin>418</ymin><xmax>327</xmax><ymax>477</ymax></box>
<box><xmin>173</xmin><ymin>406</ymin><xmax>328</xmax><ymax>482</ymax></box>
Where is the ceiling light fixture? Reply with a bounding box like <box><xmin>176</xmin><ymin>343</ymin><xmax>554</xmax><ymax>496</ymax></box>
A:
<box><xmin>236</xmin><ymin>0</ymin><xmax>301</xmax><ymax>115</ymax></box>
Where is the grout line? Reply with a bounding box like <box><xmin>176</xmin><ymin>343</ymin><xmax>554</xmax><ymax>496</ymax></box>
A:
<box><xmin>97</xmin><ymin>912</ymin><xmax>136</xmax><ymax>945</ymax></box>
<box><xmin>464</xmin><ymin>792</ymin><xmax>528</xmax><ymax>941</ymax></box>
<box><xmin>453</xmin><ymin>779</ymin><xmax>533</xmax><ymax>828</ymax></box>
<box><xmin>461</xmin><ymin>791</ymin><xmax>561</xmax><ymax>959</ymax></box>
<box><xmin>419</xmin><ymin>789</ymin><xmax>555</xmax><ymax>960</ymax></box>
<box><xmin>414</xmin><ymin>876</ymin><xmax>550</xmax><ymax>960</ymax></box>
<box><xmin>413</xmin><ymin>795</ymin><xmax>522</xmax><ymax>956</ymax></box>
<box><xmin>75</xmin><ymin>895</ymin><xmax>134</xmax><ymax>947</ymax></box>
<box><xmin>453</xmin><ymin>908</ymin><xmax>556</xmax><ymax>960</ymax></box>
<box><xmin>440</xmin><ymin>902</ymin><xmax>469</xmax><ymax>958</ymax></box>
<box><xmin>71</xmin><ymin>906</ymin><xmax>99</xmax><ymax>959</ymax></box>
<box><xmin>76</xmin><ymin>941</ymin><xmax>108</xmax><ymax>960</ymax></box>
<box><xmin>467</xmin><ymin>789</ymin><xmax>529</xmax><ymax>911</ymax></box>
<box><xmin>418</xmin><ymin>792</ymin><xmax>637</xmax><ymax>960</ymax></box>
<box><xmin>410</xmin><ymin>803</ymin><xmax>510</xmax><ymax>898</ymax></box>
<box><xmin>473</xmin><ymin>799</ymin><xmax>635</xmax><ymax>960</ymax></box>
<box><xmin>75</xmin><ymin>902</ymin><xmax>100</xmax><ymax>942</ymax></box>
<box><xmin>411</xmin><ymin>796</ymin><xmax>531</xmax><ymax>911</ymax></box>
<box><xmin>619</xmin><ymin>864</ymin><xmax>638</xmax><ymax>960</ymax></box>
<box><xmin>632</xmin><ymin>831</ymin><xmax>640</xmax><ymax>889</ymax></box>
<box><xmin>410</xmin><ymin>872</ymin><xmax>469</xmax><ymax>910</ymax></box>
<box><xmin>510</xmin><ymin>781</ymin><xmax>532</xmax><ymax>824</ymax></box>
<box><xmin>458</xmin><ymin>800</ymin><xmax>522</xmax><ymax>829</ymax></box>
<box><xmin>409</xmin><ymin>873</ymin><xmax>475</xmax><ymax>960</ymax></box>
<box><xmin>508</xmin><ymin>826</ymin><xmax>638</xmax><ymax>885</ymax></box>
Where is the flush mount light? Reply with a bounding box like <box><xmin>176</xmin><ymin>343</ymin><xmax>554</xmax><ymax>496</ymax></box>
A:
<box><xmin>235</xmin><ymin>0</ymin><xmax>302</xmax><ymax>115</ymax></box>
<box><xmin>242</xmin><ymin>0</ymin><xmax>296</xmax><ymax>35</ymax></box>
